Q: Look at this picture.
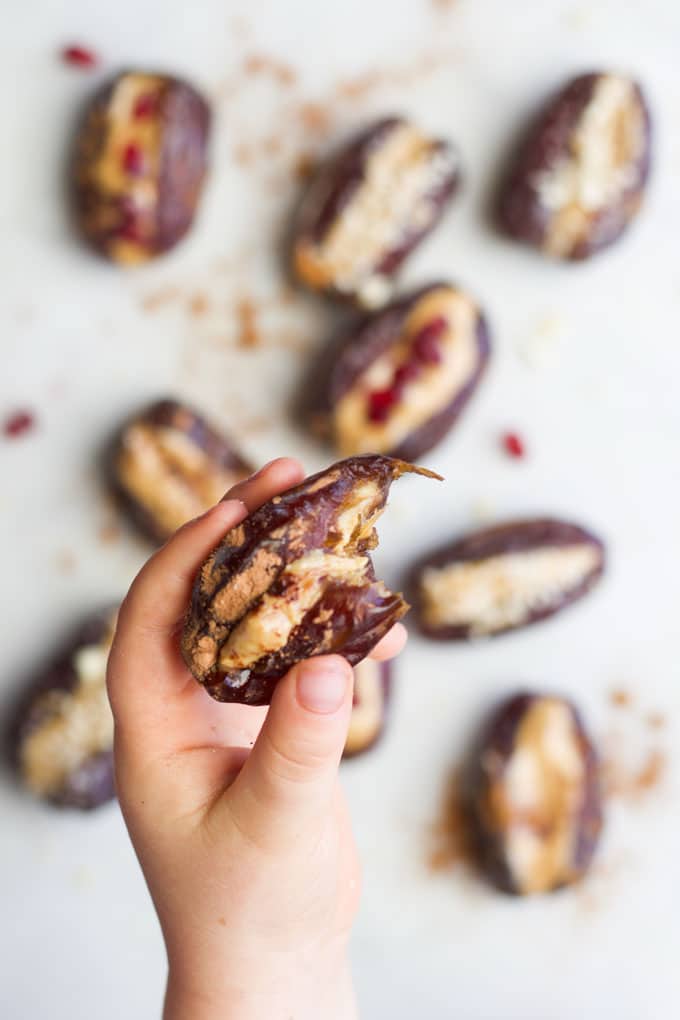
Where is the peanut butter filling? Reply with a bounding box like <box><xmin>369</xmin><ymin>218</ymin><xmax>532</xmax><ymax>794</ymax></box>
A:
<box><xmin>21</xmin><ymin>618</ymin><xmax>117</xmax><ymax>797</ymax></box>
<box><xmin>534</xmin><ymin>74</ymin><xmax>646</xmax><ymax>256</ymax></box>
<box><xmin>483</xmin><ymin>699</ymin><xmax>586</xmax><ymax>894</ymax></box>
<box><xmin>295</xmin><ymin>122</ymin><xmax>457</xmax><ymax>304</ymax></box>
<box><xmin>420</xmin><ymin>544</ymin><xmax>600</xmax><ymax>634</ymax></box>
<box><xmin>345</xmin><ymin>659</ymin><xmax>385</xmax><ymax>755</ymax></box>
<box><xmin>333</xmin><ymin>288</ymin><xmax>479</xmax><ymax>456</ymax></box>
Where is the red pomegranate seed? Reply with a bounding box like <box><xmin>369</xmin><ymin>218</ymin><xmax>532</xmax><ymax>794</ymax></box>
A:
<box><xmin>122</xmin><ymin>143</ymin><xmax>145</xmax><ymax>175</ymax></box>
<box><xmin>3</xmin><ymin>410</ymin><xmax>35</xmax><ymax>439</ymax></box>
<box><xmin>367</xmin><ymin>388</ymin><xmax>399</xmax><ymax>423</ymax></box>
<box><xmin>502</xmin><ymin>432</ymin><xmax>526</xmax><ymax>459</ymax></box>
<box><xmin>393</xmin><ymin>360</ymin><xmax>421</xmax><ymax>390</ymax></box>
<box><xmin>412</xmin><ymin>316</ymin><xmax>447</xmax><ymax>364</ymax></box>
<box><xmin>61</xmin><ymin>45</ymin><xmax>98</xmax><ymax>68</ymax></box>
<box><xmin>132</xmin><ymin>93</ymin><xmax>158</xmax><ymax>119</ymax></box>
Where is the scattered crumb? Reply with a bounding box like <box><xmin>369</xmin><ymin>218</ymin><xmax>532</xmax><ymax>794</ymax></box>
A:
<box><xmin>426</xmin><ymin>768</ymin><xmax>473</xmax><ymax>875</ymax></box>
<box><xmin>646</xmin><ymin>712</ymin><xmax>666</xmax><ymax>731</ymax></box>
<box><xmin>603</xmin><ymin>748</ymin><xmax>667</xmax><ymax>801</ymax></box>
<box><xmin>336</xmin><ymin>71</ymin><xmax>383</xmax><ymax>101</ymax></box>
<box><xmin>233</xmin><ymin>142</ymin><xmax>254</xmax><ymax>166</ymax></box>
<box><xmin>262</xmin><ymin>135</ymin><xmax>283</xmax><ymax>157</ymax></box>
<box><xmin>298</xmin><ymin>102</ymin><xmax>335</xmax><ymax>137</ymax></box>
<box><xmin>54</xmin><ymin>549</ymin><xmax>77</xmax><ymax>574</ymax></box>
<box><xmin>610</xmin><ymin>688</ymin><xmax>632</xmax><ymax>709</ymax></box>
<box><xmin>243</xmin><ymin>53</ymin><xmax>297</xmax><ymax>86</ymax></box>
<box><xmin>235</xmin><ymin>298</ymin><xmax>260</xmax><ymax>349</ymax></box>
<box><xmin>188</xmin><ymin>292</ymin><xmax>209</xmax><ymax>318</ymax></box>
<box><xmin>141</xmin><ymin>286</ymin><xmax>179</xmax><ymax>313</ymax></box>
<box><xmin>98</xmin><ymin>523</ymin><xmax>121</xmax><ymax>545</ymax></box>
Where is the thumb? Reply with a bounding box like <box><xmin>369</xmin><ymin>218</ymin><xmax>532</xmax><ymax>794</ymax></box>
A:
<box><xmin>224</xmin><ymin>655</ymin><xmax>353</xmax><ymax>849</ymax></box>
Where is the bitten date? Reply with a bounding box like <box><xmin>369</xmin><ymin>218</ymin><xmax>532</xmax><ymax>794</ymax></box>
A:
<box><xmin>11</xmin><ymin>610</ymin><xmax>117</xmax><ymax>810</ymax></box>
<box><xmin>498</xmin><ymin>72</ymin><xmax>651</xmax><ymax>260</ymax></box>
<box><xmin>343</xmin><ymin>659</ymin><xmax>392</xmax><ymax>759</ymax></box>
<box><xmin>467</xmin><ymin>692</ymin><xmax>603</xmax><ymax>894</ymax></box>
<box><xmin>109</xmin><ymin>398</ymin><xmax>252</xmax><ymax>543</ymax></box>
<box><xmin>414</xmin><ymin>518</ymin><xmax>605</xmax><ymax>639</ymax></box>
<box><xmin>181</xmin><ymin>455</ymin><xmax>440</xmax><ymax>705</ymax></box>
<box><xmin>322</xmin><ymin>283</ymin><xmax>490</xmax><ymax>460</ymax></box>
<box><xmin>292</xmin><ymin>116</ymin><xmax>460</xmax><ymax>308</ymax></box>
<box><xmin>72</xmin><ymin>71</ymin><xmax>211</xmax><ymax>263</ymax></box>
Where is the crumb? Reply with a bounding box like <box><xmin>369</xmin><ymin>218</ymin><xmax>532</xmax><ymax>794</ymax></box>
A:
<box><xmin>55</xmin><ymin>549</ymin><xmax>77</xmax><ymax>574</ymax></box>
<box><xmin>188</xmin><ymin>292</ymin><xmax>209</xmax><ymax>318</ymax></box>
<box><xmin>243</xmin><ymin>53</ymin><xmax>297</xmax><ymax>86</ymax></box>
<box><xmin>233</xmin><ymin>142</ymin><xmax>254</xmax><ymax>166</ymax></box>
<box><xmin>298</xmin><ymin>102</ymin><xmax>334</xmax><ymax>136</ymax></box>
<box><xmin>603</xmin><ymin>748</ymin><xmax>667</xmax><ymax>801</ymax></box>
<box><xmin>293</xmin><ymin>151</ymin><xmax>316</xmax><ymax>181</ymax></box>
<box><xmin>235</xmin><ymin>298</ymin><xmax>260</xmax><ymax>349</ymax></box>
<box><xmin>646</xmin><ymin>712</ymin><xmax>666</xmax><ymax>730</ymax></box>
<box><xmin>141</xmin><ymin>286</ymin><xmax>179</xmax><ymax>312</ymax></box>
<box><xmin>98</xmin><ymin>523</ymin><xmax>121</xmax><ymax>545</ymax></box>
<box><xmin>610</xmin><ymin>688</ymin><xmax>632</xmax><ymax>709</ymax></box>
<box><xmin>262</xmin><ymin>135</ymin><xmax>283</xmax><ymax>157</ymax></box>
<box><xmin>426</xmin><ymin>767</ymin><xmax>473</xmax><ymax>875</ymax></box>
<box><xmin>336</xmin><ymin>71</ymin><xmax>383</xmax><ymax>101</ymax></box>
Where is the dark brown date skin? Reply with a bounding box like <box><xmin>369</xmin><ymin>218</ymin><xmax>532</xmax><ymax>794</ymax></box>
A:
<box><xmin>343</xmin><ymin>660</ymin><xmax>392</xmax><ymax>759</ymax></box>
<box><xmin>466</xmin><ymin>692</ymin><xmax>603</xmax><ymax>894</ymax></box>
<box><xmin>321</xmin><ymin>283</ymin><xmax>490</xmax><ymax>460</ymax></box>
<box><xmin>498</xmin><ymin>72</ymin><xmax>651</xmax><ymax>260</ymax></box>
<box><xmin>413</xmin><ymin>519</ymin><xmax>605</xmax><ymax>640</ymax></box>
<box><xmin>109</xmin><ymin>398</ymin><xmax>253</xmax><ymax>544</ymax></box>
<box><xmin>292</xmin><ymin>116</ymin><xmax>460</xmax><ymax>307</ymax></box>
<box><xmin>9</xmin><ymin>610</ymin><xmax>117</xmax><ymax>810</ymax></box>
<box><xmin>182</xmin><ymin>455</ymin><xmax>440</xmax><ymax>705</ymax></box>
<box><xmin>72</xmin><ymin>71</ymin><xmax>211</xmax><ymax>263</ymax></box>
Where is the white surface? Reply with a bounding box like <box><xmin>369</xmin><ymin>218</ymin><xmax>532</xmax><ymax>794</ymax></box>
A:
<box><xmin>2</xmin><ymin>1</ymin><xmax>680</xmax><ymax>1018</ymax></box>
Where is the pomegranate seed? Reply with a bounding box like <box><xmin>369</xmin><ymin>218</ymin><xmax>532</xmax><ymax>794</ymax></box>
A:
<box><xmin>412</xmin><ymin>316</ymin><xmax>448</xmax><ymax>364</ymax></box>
<box><xmin>3</xmin><ymin>410</ymin><xmax>35</xmax><ymax>439</ymax></box>
<box><xmin>502</xmin><ymin>432</ymin><xmax>526</xmax><ymax>459</ymax></box>
<box><xmin>393</xmin><ymin>360</ymin><xmax>421</xmax><ymax>390</ymax></box>
<box><xmin>61</xmin><ymin>45</ymin><xmax>98</xmax><ymax>68</ymax></box>
<box><xmin>132</xmin><ymin>93</ymin><xmax>158</xmax><ymax>119</ymax></box>
<box><xmin>122</xmin><ymin>143</ymin><xmax>145</xmax><ymax>175</ymax></box>
<box><xmin>367</xmin><ymin>388</ymin><xmax>399</xmax><ymax>423</ymax></box>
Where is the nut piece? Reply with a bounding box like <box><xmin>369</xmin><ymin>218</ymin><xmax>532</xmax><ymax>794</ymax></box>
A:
<box><xmin>344</xmin><ymin>659</ymin><xmax>392</xmax><ymax>759</ymax></box>
<box><xmin>12</xmin><ymin>610</ymin><xmax>117</xmax><ymax>810</ymax></box>
<box><xmin>498</xmin><ymin>72</ymin><xmax>651</xmax><ymax>259</ymax></box>
<box><xmin>468</xmin><ymin>692</ymin><xmax>603</xmax><ymax>894</ymax></box>
<box><xmin>182</xmin><ymin>455</ymin><xmax>441</xmax><ymax>705</ymax></box>
<box><xmin>72</xmin><ymin>71</ymin><xmax>211</xmax><ymax>263</ymax></box>
<box><xmin>110</xmin><ymin>398</ymin><xmax>253</xmax><ymax>543</ymax></box>
<box><xmin>414</xmin><ymin>519</ymin><xmax>604</xmax><ymax>639</ymax></box>
<box><xmin>292</xmin><ymin>117</ymin><xmax>460</xmax><ymax>307</ymax></box>
<box><xmin>324</xmin><ymin>283</ymin><xmax>490</xmax><ymax>460</ymax></box>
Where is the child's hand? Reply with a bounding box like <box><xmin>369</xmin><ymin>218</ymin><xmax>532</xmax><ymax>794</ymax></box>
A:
<box><xmin>107</xmin><ymin>459</ymin><xmax>406</xmax><ymax>1020</ymax></box>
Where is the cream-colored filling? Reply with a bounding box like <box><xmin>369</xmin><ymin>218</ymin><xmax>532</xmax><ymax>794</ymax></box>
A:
<box><xmin>218</xmin><ymin>551</ymin><xmax>370</xmax><ymax>669</ymax></box>
<box><xmin>420</xmin><ymin>544</ymin><xmax>599</xmax><ymax>634</ymax></box>
<box><xmin>345</xmin><ymin>659</ymin><xmax>385</xmax><ymax>754</ymax></box>
<box><xmin>117</xmin><ymin>423</ymin><xmax>245</xmax><ymax>538</ymax></box>
<box><xmin>295</xmin><ymin>122</ymin><xmax>457</xmax><ymax>300</ymax></box>
<box><xmin>333</xmin><ymin>288</ymin><xmax>479</xmax><ymax>456</ymax></box>
<box><xmin>21</xmin><ymin>619</ymin><xmax>116</xmax><ymax>797</ymax></box>
<box><xmin>533</xmin><ymin>74</ymin><xmax>645</xmax><ymax>256</ymax></box>
<box><xmin>332</xmin><ymin>481</ymin><xmax>383</xmax><ymax>545</ymax></box>
<box><xmin>487</xmin><ymin>700</ymin><xmax>585</xmax><ymax>894</ymax></box>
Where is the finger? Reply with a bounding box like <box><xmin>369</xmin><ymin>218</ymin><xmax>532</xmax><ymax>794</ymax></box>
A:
<box><xmin>367</xmin><ymin>622</ymin><xmax>407</xmax><ymax>662</ymax></box>
<box><xmin>219</xmin><ymin>655</ymin><xmax>353</xmax><ymax>850</ymax></box>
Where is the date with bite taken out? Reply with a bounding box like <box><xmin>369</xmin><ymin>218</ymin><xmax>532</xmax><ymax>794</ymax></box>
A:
<box><xmin>321</xmin><ymin>283</ymin><xmax>490</xmax><ymax>460</ymax></box>
<box><xmin>413</xmin><ymin>518</ymin><xmax>605</xmax><ymax>639</ymax></box>
<box><xmin>72</xmin><ymin>71</ymin><xmax>211</xmax><ymax>263</ymax></box>
<box><xmin>181</xmin><ymin>455</ymin><xmax>440</xmax><ymax>705</ymax></box>
<box><xmin>467</xmin><ymin>692</ymin><xmax>603</xmax><ymax>894</ymax></box>
<box><xmin>498</xmin><ymin>71</ymin><xmax>651</xmax><ymax>260</ymax></box>
<box><xmin>292</xmin><ymin>116</ymin><xmax>460</xmax><ymax>308</ymax></box>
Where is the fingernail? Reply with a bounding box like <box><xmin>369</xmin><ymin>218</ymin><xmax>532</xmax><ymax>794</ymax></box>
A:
<box><xmin>296</xmin><ymin>659</ymin><xmax>349</xmax><ymax>715</ymax></box>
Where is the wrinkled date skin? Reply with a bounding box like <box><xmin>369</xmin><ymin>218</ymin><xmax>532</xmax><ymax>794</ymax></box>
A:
<box><xmin>498</xmin><ymin>72</ymin><xmax>651</xmax><ymax>260</ymax></box>
<box><xmin>10</xmin><ymin>610</ymin><xmax>117</xmax><ymax>810</ymax></box>
<box><xmin>321</xmin><ymin>283</ymin><xmax>490</xmax><ymax>460</ymax></box>
<box><xmin>109</xmin><ymin>398</ymin><xmax>253</xmax><ymax>543</ymax></box>
<box><xmin>182</xmin><ymin>455</ymin><xmax>440</xmax><ymax>705</ymax></box>
<box><xmin>72</xmin><ymin>71</ymin><xmax>211</xmax><ymax>263</ymax></box>
<box><xmin>466</xmin><ymin>692</ymin><xmax>603</xmax><ymax>894</ymax></box>
<box><xmin>343</xmin><ymin>659</ymin><xmax>392</xmax><ymax>759</ymax></box>
<box><xmin>413</xmin><ymin>518</ymin><xmax>605</xmax><ymax>640</ymax></box>
<box><xmin>292</xmin><ymin>116</ymin><xmax>460</xmax><ymax>308</ymax></box>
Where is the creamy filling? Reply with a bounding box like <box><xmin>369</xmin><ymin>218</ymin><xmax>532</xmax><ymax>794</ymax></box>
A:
<box><xmin>420</xmin><ymin>544</ymin><xmax>600</xmax><ymax>634</ymax></box>
<box><xmin>21</xmin><ymin>620</ymin><xmax>116</xmax><ymax>797</ymax></box>
<box><xmin>296</xmin><ymin>122</ymin><xmax>457</xmax><ymax>299</ymax></box>
<box><xmin>533</xmin><ymin>74</ymin><xmax>645</xmax><ymax>256</ymax></box>
<box><xmin>117</xmin><ymin>423</ymin><xmax>245</xmax><ymax>537</ymax></box>
<box><xmin>333</xmin><ymin>288</ymin><xmax>479</xmax><ymax>456</ymax></box>
<box><xmin>486</xmin><ymin>699</ymin><xmax>585</xmax><ymax>894</ymax></box>
<box><xmin>345</xmin><ymin>658</ymin><xmax>385</xmax><ymax>754</ymax></box>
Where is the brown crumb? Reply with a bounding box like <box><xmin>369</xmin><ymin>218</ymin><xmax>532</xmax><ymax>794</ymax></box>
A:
<box><xmin>188</xmin><ymin>292</ymin><xmax>209</xmax><ymax>318</ymax></box>
<box><xmin>141</xmin><ymin>286</ymin><xmax>179</xmax><ymax>313</ymax></box>
<box><xmin>262</xmin><ymin>135</ymin><xmax>283</xmax><ymax>157</ymax></box>
<box><xmin>54</xmin><ymin>549</ymin><xmax>77</xmax><ymax>574</ymax></box>
<box><xmin>98</xmin><ymin>523</ymin><xmax>121</xmax><ymax>545</ymax></box>
<box><xmin>646</xmin><ymin>712</ymin><xmax>666</xmax><ymax>731</ymax></box>
<box><xmin>235</xmin><ymin>298</ymin><xmax>260</xmax><ymax>349</ymax></box>
<box><xmin>233</xmin><ymin>142</ymin><xmax>254</xmax><ymax>166</ymax></box>
<box><xmin>336</xmin><ymin>71</ymin><xmax>383</xmax><ymax>101</ymax></box>
<box><xmin>426</xmin><ymin>767</ymin><xmax>473</xmax><ymax>874</ymax></box>
<box><xmin>293</xmin><ymin>151</ymin><xmax>316</xmax><ymax>181</ymax></box>
<box><xmin>603</xmin><ymin>748</ymin><xmax>667</xmax><ymax>801</ymax></box>
<box><xmin>243</xmin><ymin>53</ymin><xmax>297</xmax><ymax>86</ymax></box>
<box><xmin>610</xmin><ymin>688</ymin><xmax>632</xmax><ymax>708</ymax></box>
<box><xmin>298</xmin><ymin>102</ymin><xmax>334</xmax><ymax>137</ymax></box>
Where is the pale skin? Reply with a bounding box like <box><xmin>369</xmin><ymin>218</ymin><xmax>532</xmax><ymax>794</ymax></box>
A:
<box><xmin>107</xmin><ymin>458</ymin><xmax>407</xmax><ymax>1019</ymax></box>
